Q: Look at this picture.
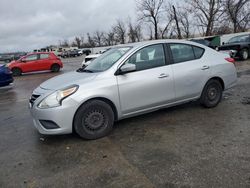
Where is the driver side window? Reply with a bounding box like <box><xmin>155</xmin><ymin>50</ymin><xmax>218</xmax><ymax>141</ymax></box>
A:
<box><xmin>125</xmin><ymin>44</ymin><xmax>166</xmax><ymax>71</ymax></box>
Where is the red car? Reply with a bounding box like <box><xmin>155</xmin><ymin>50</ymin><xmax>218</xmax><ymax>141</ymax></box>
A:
<box><xmin>8</xmin><ymin>52</ymin><xmax>63</xmax><ymax>76</ymax></box>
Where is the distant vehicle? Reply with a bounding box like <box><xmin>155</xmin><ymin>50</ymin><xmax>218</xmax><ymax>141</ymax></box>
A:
<box><xmin>60</xmin><ymin>51</ymin><xmax>70</xmax><ymax>58</ymax></box>
<box><xmin>81</xmin><ymin>49</ymin><xmax>91</xmax><ymax>55</ymax></box>
<box><xmin>190</xmin><ymin>36</ymin><xmax>220</xmax><ymax>49</ymax></box>
<box><xmin>0</xmin><ymin>54</ymin><xmax>13</xmax><ymax>63</ymax></box>
<box><xmin>8</xmin><ymin>52</ymin><xmax>63</xmax><ymax>76</ymax></box>
<box><xmin>13</xmin><ymin>52</ymin><xmax>27</xmax><ymax>60</ymax></box>
<box><xmin>69</xmin><ymin>50</ymin><xmax>81</xmax><ymax>57</ymax></box>
<box><xmin>81</xmin><ymin>54</ymin><xmax>101</xmax><ymax>67</ymax></box>
<box><xmin>217</xmin><ymin>34</ymin><xmax>250</xmax><ymax>60</ymax></box>
<box><xmin>29</xmin><ymin>40</ymin><xmax>237</xmax><ymax>140</ymax></box>
<box><xmin>0</xmin><ymin>64</ymin><xmax>13</xmax><ymax>87</ymax></box>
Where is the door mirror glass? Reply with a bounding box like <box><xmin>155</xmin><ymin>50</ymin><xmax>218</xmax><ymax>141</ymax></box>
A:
<box><xmin>120</xmin><ymin>63</ymin><xmax>136</xmax><ymax>74</ymax></box>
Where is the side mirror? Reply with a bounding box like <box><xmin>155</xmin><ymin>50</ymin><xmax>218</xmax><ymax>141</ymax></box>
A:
<box><xmin>222</xmin><ymin>42</ymin><xmax>225</xmax><ymax>45</ymax></box>
<box><xmin>118</xmin><ymin>63</ymin><xmax>136</xmax><ymax>75</ymax></box>
<box><xmin>21</xmin><ymin>59</ymin><xmax>26</xmax><ymax>62</ymax></box>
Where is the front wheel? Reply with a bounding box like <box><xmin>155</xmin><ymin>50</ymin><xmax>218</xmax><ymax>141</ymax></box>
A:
<box><xmin>11</xmin><ymin>68</ymin><xmax>22</xmax><ymax>76</ymax></box>
<box><xmin>200</xmin><ymin>79</ymin><xmax>223</xmax><ymax>108</ymax></box>
<box><xmin>74</xmin><ymin>100</ymin><xmax>114</xmax><ymax>140</ymax></box>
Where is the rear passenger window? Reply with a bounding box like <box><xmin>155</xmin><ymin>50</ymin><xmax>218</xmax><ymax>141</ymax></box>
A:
<box><xmin>170</xmin><ymin>44</ymin><xmax>204</xmax><ymax>64</ymax></box>
<box><xmin>193</xmin><ymin>46</ymin><xmax>205</xmax><ymax>59</ymax></box>
<box><xmin>170</xmin><ymin>44</ymin><xmax>195</xmax><ymax>63</ymax></box>
<box><xmin>40</xmin><ymin>54</ymin><xmax>49</xmax><ymax>59</ymax></box>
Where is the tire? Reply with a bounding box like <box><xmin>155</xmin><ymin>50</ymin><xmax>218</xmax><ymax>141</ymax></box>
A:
<box><xmin>51</xmin><ymin>64</ymin><xmax>60</xmax><ymax>72</ymax></box>
<box><xmin>240</xmin><ymin>49</ymin><xmax>249</xmax><ymax>60</ymax></box>
<box><xmin>11</xmin><ymin>68</ymin><xmax>22</xmax><ymax>76</ymax></box>
<box><xmin>74</xmin><ymin>100</ymin><xmax>114</xmax><ymax>140</ymax></box>
<box><xmin>200</xmin><ymin>79</ymin><xmax>223</xmax><ymax>108</ymax></box>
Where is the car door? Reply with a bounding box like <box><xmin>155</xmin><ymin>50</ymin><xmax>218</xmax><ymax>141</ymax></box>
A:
<box><xmin>116</xmin><ymin>44</ymin><xmax>175</xmax><ymax>115</ymax></box>
<box><xmin>168</xmin><ymin>43</ymin><xmax>210</xmax><ymax>101</ymax></box>
<box><xmin>20</xmin><ymin>54</ymin><xmax>39</xmax><ymax>72</ymax></box>
<box><xmin>36</xmin><ymin>53</ymin><xmax>51</xmax><ymax>70</ymax></box>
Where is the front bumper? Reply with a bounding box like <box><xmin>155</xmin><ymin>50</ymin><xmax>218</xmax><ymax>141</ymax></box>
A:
<box><xmin>30</xmin><ymin>94</ymin><xmax>79</xmax><ymax>135</ymax></box>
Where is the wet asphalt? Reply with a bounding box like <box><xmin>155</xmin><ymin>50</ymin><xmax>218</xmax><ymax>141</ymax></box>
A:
<box><xmin>0</xmin><ymin>57</ymin><xmax>250</xmax><ymax>188</ymax></box>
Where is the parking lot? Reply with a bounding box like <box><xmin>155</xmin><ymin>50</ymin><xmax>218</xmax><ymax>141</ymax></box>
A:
<box><xmin>0</xmin><ymin>56</ymin><xmax>250</xmax><ymax>188</ymax></box>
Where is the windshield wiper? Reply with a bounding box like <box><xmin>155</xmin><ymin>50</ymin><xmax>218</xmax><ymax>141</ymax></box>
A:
<box><xmin>76</xmin><ymin>68</ymin><xmax>94</xmax><ymax>73</ymax></box>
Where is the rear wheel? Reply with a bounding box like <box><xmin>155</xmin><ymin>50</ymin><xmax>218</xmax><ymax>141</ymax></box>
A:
<box><xmin>240</xmin><ymin>49</ymin><xmax>249</xmax><ymax>60</ymax></box>
<box><xmin>11</xmin><ymin>68</ymin><xmax>22</xmax><ymax>76</ymax></box>
<box><xmin>51</xmin><ymin>64</ymin><xmax>60</xmax><ymax>72</ymax></box>
<box><xmin>200</xmin><ymin>79</ymin><xmax>223</xmax><ymax>108</ymax></box>
<box><xmin>74</xmin><ymin>100</ymin><xmax>114</xmax><ymax>140</ymax></box>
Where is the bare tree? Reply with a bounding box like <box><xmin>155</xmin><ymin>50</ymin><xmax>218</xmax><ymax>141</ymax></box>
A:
<box><xmin>93</xmin><ymin>31</ymin><xmax>104</xmax><ymax>47</ymax></box>
<box><xmin>113</xmin><ymin>20</ymin><xmax>126</xmax><ymax>44</ymax></box>
<box><xmin>188</xmin><ymin>0</ymin><xmax>223</xmax><ymax>36</ymax></box>
<box><xmin>172</xmin><ymin>5</ymin><xmax>182</xmax><ymax>39</ymax></box>
<box><xmin>223</xmin><ymin>0</ymin><xmax>250</xmax><ymax>33</ymax></box>
<box><xmin>74</xmin><ymin>37</ymin><xmax>82</xmax><ymax>48</ymax></box>
<box><xmin>60</xmin><ymin>39</ymin><xmax>69</xmax><ymax>47</ymax></box>
<box><xmin>87</xmin><ymin>33</ymin><xmax>95</xmax><ymax>47</ymax></box>
<box><xmin>103</xmin><ymin>30</ymin><xmax>116</xmax><ymax>46</ymax></box>
<box><xmin>128</xmin><ymin>19</ymin><xmax>143</xmax><ymax>42</ymax></box>
<box><xmin>137</xmin><ymin>0</ymin><xmax>164</xmax><ymax>39</ymax></box>
<box><xmin>179</xmin><ymin>8</ymin><xmax>193</xmax><ymax>38</ymax></box>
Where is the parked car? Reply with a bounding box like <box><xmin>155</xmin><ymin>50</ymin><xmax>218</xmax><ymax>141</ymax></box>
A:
<box><xmin>29</xmin><ymin>40</ymin><xmax>237</xmax><ymax>140</ymax></box>
<box><xmin>217</xmin><ymin>34</ymin><xmax>250</xmax><ymax>60</ymax></box>
<box><xmin>82</xmin><ymin>49</ymin><xmax>91</xmax><ymax>55</ymax></box>
<box><xmin>69</xmin><ymin>50</ymin><xmax>81</xmax><ymax>57</ymax></box>
<box><xmin>13</xmin><ymin>52</ymin><xmax>27</xmax><ymax>60</ymax></box>
<box><xmin>0</xmin><ymin>64</ymin><xmax>13</xmax><ymax>87</ymax></box>
<box><xmin>0</xmin><ymin>54</ymin><xmax>13</xmax><ymax>63</ymax></box>
<box><xmin>81</xmin><ymin>54</ymin><xmax>101</xmax><ymax>67</ymax></box>
<box><xmin>61</xmin><ymin>51</ymin><xmax>70</xmax><ymax>58</ymax></box>
<box><xmin>190</xmin><ymin>39</ymin><xmax>217</xmax><ymax>49</ymax></box>
<box><xmin>8</xmin><ymin>52</ymin><xmax>63</xmax><ymax>76</ymax></box>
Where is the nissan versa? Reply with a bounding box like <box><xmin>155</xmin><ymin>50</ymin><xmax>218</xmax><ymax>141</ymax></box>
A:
<box><xmin>29</xmin><ymin>40</ymin><xmax>237</xmax><ymax>140</ymax></box>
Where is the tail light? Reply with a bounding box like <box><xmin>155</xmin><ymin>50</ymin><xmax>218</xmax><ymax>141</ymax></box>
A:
<box><xmin>225</xmin><ymin>57</ymin><xmax>235</xmax><ymax>65</ymax></box>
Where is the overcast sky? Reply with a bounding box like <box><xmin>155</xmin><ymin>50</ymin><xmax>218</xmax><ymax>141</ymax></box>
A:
<box><xmin>0</xmin><ymin>0</ymin><xmax>137</xmax><ymax>52</ymax></box>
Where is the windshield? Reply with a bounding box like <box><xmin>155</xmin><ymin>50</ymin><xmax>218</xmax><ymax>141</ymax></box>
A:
<box><xmin>228</xmin><ymin>35</ymin><xmax>249</xmax><ymax>44</ymax></box>
<box><xmin>85</xmin><ymin>47</ymin><xmax>131</xmax><ymax>72</ymax></box>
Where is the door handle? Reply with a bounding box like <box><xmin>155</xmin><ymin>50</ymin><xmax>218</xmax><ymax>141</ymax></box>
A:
<box><xmin>201</xmin><ymin>65</ymin><xmax>210</xmax><ymax>70</ymax></box>
<box><xmin>158</xmin><ymin>73</ymin><xmax>169</xmax><ymax>79</ymax></box>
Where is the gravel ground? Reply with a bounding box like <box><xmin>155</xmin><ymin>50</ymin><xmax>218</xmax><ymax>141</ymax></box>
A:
<box><xmin>0</xmin><ymin>56</ymin><xmax>250</xmax><ymax>188</ymax></box>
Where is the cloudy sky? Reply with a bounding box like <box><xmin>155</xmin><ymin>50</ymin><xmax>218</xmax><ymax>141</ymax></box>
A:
<box><xmin>0</xmin><ymin>0</ymin><xmax>137</xmax><ymax>52</ymax></box>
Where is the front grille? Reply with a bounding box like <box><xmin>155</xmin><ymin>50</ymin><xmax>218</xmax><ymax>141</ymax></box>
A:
<box><xmin>29</xmin><ymin>94</ymin><xmax>40</xmax><ymax>107</ymax></box>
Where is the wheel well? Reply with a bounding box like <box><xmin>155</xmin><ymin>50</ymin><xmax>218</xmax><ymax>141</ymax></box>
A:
<box><xmin>74</xmin><ymin>97</ymin><xmax>118</xmax><ymax>122</ymax></box>
<box><xmin>208</xmin><ymin>77</ymin><xmax>225</xmax><ymax>90</ymax></box>
<box><xmin>51</xmin><ymin>63</ymin><xmax>59</xmax><ymax>68</ymax></box>
<box><xmin>11</xmin><ymin>67</ymin><xmax>22</xmax><ymax>72</ymax></box>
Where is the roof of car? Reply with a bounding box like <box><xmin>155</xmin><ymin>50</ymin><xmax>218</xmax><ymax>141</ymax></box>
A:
<box><xmin>112</xmin><ymin>39</ymin><xmax>206</xmax><ymax>49</ymax></box>
<box><xmin>27</xmin><ymin>52</ymin><xmax>53</xmax><ymax>55</ymax></box>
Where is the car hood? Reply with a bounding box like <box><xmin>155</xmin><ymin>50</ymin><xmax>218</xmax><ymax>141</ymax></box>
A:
<box><xmin>39</xmin><ymin>71</ymin><xmax>98</xmax><ymax>91</ymax></box>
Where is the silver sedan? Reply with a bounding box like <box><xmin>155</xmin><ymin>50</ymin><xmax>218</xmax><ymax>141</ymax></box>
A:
<box><xmin>29</xmin><ymin>40</ymin><xmax>237</xmax><ymax>139</ymax></box>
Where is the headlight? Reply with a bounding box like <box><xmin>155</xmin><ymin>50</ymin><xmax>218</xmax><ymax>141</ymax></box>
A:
<box><xmin>38</xmin><ymin>85</ymin><xmax>78</xmax><ymax>109</ymax></box>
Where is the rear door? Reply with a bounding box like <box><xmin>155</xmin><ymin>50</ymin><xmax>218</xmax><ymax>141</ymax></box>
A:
<box><xmin>37</xmin><ymin>53</ymin><xmax>51</xmax><ymax>70</ymax></box>
<box><xmin>116</xmin><ymin>44</ymin><xmax>175</xmax><ymax>115</ymax></box>
<box><xmin>168</xmin><ymin>43</ymin><xmax>210</xmax><ymax>101</ymax></box>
